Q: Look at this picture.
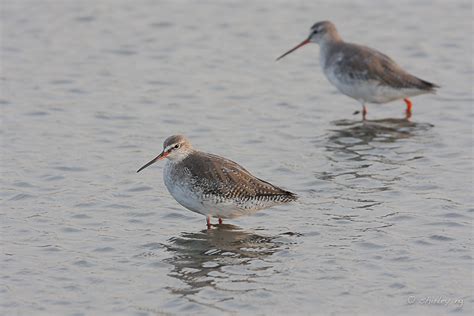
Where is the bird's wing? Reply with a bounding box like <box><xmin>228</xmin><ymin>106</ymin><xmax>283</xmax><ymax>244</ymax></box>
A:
<box><xmin>332</xmin><ymin>43</ymin><xmax>437</xmax><ymax>90</ymax></box>
<box><xmin>182</xmin><ymin>152</ymin><xmax>295</xmax><ymax>199</ymax></box>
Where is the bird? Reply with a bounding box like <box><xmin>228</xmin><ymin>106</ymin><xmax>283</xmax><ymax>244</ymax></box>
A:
<box><xmin>137</xmin><ymin>135</ymin><xmax>297</xmax><ymax>229</ymax></box>
<box><xmin>276</xmin><ymin>21</ymin><xmax>439</xmax><ymax>120</ymax></box>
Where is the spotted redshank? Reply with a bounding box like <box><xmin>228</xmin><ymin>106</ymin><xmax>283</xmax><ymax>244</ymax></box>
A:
<box><xmin>137</xmin><ymin>135</ymin><xmax>297</xmax><ymax>229</ymax></box>
<box><xmin>276</xmin><ymin>21</ymin><xmax>439</xmax><ymax>120</ymax></box>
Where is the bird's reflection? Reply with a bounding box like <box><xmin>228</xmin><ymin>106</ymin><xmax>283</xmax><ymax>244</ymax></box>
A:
<box><xmin>163</xmin><ymin>224</ymin><xmax>284</xmax><ymax>296</ymax></box>
<box><xmin>329</xmin><ymin>118</ymin><xmax>433</xmax><ymax>146</ymax></box>
<box><xmin>325</xmin><ymin>118</ymin><xmax>433</xmax><ymax>164</ymax></box>
<box><xmin>315</xmin><ymin>118</ymin><xmax>434</xmax><ymax>211</ymax></box>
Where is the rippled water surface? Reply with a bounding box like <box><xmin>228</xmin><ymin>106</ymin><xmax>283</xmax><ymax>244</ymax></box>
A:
<box><xmin>1</xmin><ymin>1</ymin><xmax>472</xmax><ymax>315</ymax></box>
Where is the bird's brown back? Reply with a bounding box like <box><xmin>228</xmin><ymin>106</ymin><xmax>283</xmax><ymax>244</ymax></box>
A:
<box><xmin>327</xmin><ymin>41</ymin><xmax>438</xmax><ymax>91</ymax></box>
<box><xmin>179</xmin><ymin>151</ymin><xmax>297</xmax><ymax>201</ymax></box>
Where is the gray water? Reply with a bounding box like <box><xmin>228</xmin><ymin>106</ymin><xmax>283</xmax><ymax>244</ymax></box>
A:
<box><xmin>1</xmin><ymin>1</ymin><xmax>473</xmax><ymax>315</ymax></box>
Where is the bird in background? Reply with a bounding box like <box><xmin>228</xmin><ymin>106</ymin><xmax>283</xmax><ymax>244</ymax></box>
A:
<box><xmin>137</xmin><ymin>135</ymin><xmax>297</xmax><ymax>229</ymax></box>
<box><xmin>276</xmin><ymin>21</ymin><xmax>439</xmax><ymax>120</ymax></box>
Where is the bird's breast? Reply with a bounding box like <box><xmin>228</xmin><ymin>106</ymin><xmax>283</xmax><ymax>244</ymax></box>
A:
<box><xmin>163</xmin><ymin>162</ymin><xmax>208</xmax><ymax>212</ymax></box>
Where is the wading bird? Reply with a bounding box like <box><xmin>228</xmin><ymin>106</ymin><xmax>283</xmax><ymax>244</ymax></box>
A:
<box><xmin>137</xmin><ymin>135</ymin><xmax>297</xmax><ymax>229</ymax></box>
<box><xmin>276</xmin><ymin>21</ymin><xmax>438</xmax><ymax>120</ymax></box>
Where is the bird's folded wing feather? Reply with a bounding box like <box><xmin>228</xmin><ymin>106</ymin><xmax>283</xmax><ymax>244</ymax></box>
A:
<box><xmin>183</xmin><ymin>152</ymin><xmax>290</xmax><ymax>198</ymax></box>
<box><xmin>333</xmin><ymin>43</ymin><xmax>432</xmax><ymax>90</ymax></box>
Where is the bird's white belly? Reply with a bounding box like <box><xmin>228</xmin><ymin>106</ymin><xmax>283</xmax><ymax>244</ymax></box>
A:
<box><xmin>165</xmin><ymin>179</ymin><xmax>207</xmax><ymax>215</ymax></box>
<box><xmin>324</xmin><ymin>68</ymin><xmax>422</xmax><ymax>104</ymax></box>
<box><xmin>166</xmin><ymin>184</ymin><xmax>267</xmax><ymax>218</ymax></box>
<box><xmin>163</xmin><ymin>164</ymin><xmax>207</xmax><ymax>215</ymax></box>
<box><xmin>164</xmin><ymin>163</ymin><xmax>266</xmax><ymax>219</ymax></box>
<box><xmin>166</xmin><ymin>183</ymin><xmax>272</xmax><ymax>218</ymax></box>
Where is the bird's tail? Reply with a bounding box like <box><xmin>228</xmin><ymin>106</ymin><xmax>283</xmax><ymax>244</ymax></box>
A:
<box><xmin>281</xmin><ymin>190</ymin><xmax>298</xmax><ymax>202</ymax></box>
<box><xmin>418</xmin><ymin>78</ymin><xmax>440</xmax><ymax>92</ymax></box>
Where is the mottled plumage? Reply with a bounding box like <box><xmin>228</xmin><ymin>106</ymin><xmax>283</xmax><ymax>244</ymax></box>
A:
<box><xmin>178</xmin><ymin>151</ymin><xmax>294</xmax><ymax>200</ymax></box>
<box><xmin>137</xmin><ymin>135</ymin><xmax>297</xmax><ymax>227</ymax></box>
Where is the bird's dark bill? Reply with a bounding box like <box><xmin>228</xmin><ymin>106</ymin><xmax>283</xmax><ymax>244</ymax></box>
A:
<box><xmin>137</xmin><ymin>151</ymin><xmax>167</xmax><ymax>173</ymax></box>
<box><xmin>276</xmin><ymin>38</ymin><xmax>310</xmax><ymax>61</ymax></box>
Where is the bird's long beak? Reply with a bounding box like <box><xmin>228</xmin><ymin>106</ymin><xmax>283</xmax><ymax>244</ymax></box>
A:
<box><xmin>276</xmin><ymin>38</ymin><xmax>311</xmax><ymax>61</ymax></box>
<box><xmin>137</xmin><ymin>151</ymin><xmax>168</xmax><ymax>173</ymax></box>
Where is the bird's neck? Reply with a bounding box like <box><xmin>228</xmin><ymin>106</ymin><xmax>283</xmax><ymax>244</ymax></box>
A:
<box><xmin>319</xmin><ymin>37</ymin><xmax>343</xmax><ymax>65</ymax></box>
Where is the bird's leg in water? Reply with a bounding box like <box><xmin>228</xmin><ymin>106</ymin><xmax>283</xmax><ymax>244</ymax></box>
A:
<box><xmin>404</xmin><ymin>98</ymin><xmax>413</xmax><ymax>119</ymax></box>
<box><xmin>362</xmin><ymin>105</ymin><xmax>368</xmax><ymax>120</ymax></box>
<box><xmin>353</xmin><ymin>104</ymin><xmax>368</xmax><ymax>120</ymax></box>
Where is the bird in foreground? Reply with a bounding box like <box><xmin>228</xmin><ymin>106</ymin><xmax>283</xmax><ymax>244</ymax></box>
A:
<box><xmin>276</xmin><ymin>21</ymin><xmax>439</xmax><ymax>120</ymax></box>
<box><xmin>137</xmin><ymin>135</ymin><xmax>297</xmax><ymax>229</ymax></box>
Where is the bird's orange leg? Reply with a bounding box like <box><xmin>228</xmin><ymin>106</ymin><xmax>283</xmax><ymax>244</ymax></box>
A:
<box><xmin>404</xmin><ymin>98</ymin><xmax>413</xmax><ymax>119</ymax></box>
<box><xmin>206</xmin><ymin>216</ymin><xmax>211</xmax><ymax>229</ymax></box>
<box><xmin>362</xmin><ymin>105</ymin><xmax>368</xmax><ymax>120</ymax></box>
<box><xmin>218</xmin><ymin>218</ymin><xmax>223</xmax><ymax>225</ymax></box>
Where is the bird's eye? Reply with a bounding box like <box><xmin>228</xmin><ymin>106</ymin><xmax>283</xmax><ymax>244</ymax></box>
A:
<box><xmin>174</xmin><ymin>144</ymin><xmax>180</xmax><ymax>149</ymax></box>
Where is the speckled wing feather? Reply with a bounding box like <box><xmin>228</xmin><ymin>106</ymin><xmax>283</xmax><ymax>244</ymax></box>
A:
<box><xmin>329</xmin><ymin>42</ymin><xmax>439</xmax><ymax>90</ymax></box>
<box><xmin>181</xmin><ymin>152</ymin><xmax>297</xmax><ymax>201</ymax></box>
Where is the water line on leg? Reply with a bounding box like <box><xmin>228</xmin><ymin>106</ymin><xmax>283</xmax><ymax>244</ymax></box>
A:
<box><xmin>206</xmin><ymin>215</ymin><xmax>211</xmax><ymax>229</ymax></box>
<box><xmin>404</xmin><ymin>98</ymin><xmax>413</xmax><ymax>119</ymax></box>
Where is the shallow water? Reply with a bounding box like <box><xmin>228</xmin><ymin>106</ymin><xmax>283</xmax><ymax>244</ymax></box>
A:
<box><xmin>1</xmin><ymin>1</ymin><xmax>472</xmax><ymax>315</ymax></box>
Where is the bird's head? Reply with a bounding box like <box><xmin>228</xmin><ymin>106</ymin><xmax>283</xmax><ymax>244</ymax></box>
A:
<box><xmin>276</xmin><ymin>21</ymin><xmax>340</xmax><ymax>61</ymax></box>
<box><xmin>137</xmin><ymin>135</ymin><xmax>193</xmax><ymax>172</ymax></box>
